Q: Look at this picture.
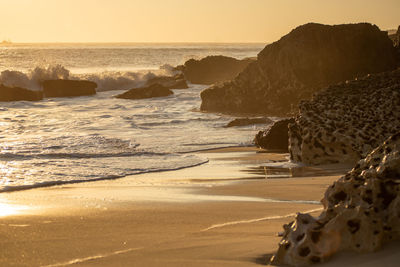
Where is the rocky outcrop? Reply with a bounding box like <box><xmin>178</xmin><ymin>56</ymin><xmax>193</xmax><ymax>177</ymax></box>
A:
<box><xmin>176</xmin><ymin>55</ymin><xmax>253</xmax><ymax>85</ymax></box>
<box><xmin>115</xmin><ymin>84</ymin><xmax>173</xmax><ymax>100</ymax></box>
<box><xmin>254</xmin><ymin>118</ymin><xmax>294</xmax><ymax>151</ymax></box>
<box><xmin>271</xmin><ymin>132</ymin><xmax>400</xmax><ymax>266</ymax></box>
<box><xmin>43</xmin><ymin>80</ymin><xmax>97</xmax><ymax>98</ymax></box>
<box><xmin>201</xmin><ymin>23</ymin><xmax>398</xmax><ymax>116</ymax></box>
<box><xmin>0</xmin><ymin>84</ymin><xmax>43</xmax><ymax>101</ymax></box>
<box><xmin>146</xmin><ymin>73</ymin><xmax>188</xmax><ymax>89</ymax></box>
<box><xmin>289</xmin><ymin>69</ymin><xmax>400</xmax><ymax>165</ymax></box>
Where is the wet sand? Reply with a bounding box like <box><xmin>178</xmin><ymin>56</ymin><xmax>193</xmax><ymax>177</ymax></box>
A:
<box><xmin>0</xmin><ymin>147</ymin><xmax>398</xmax><ymax>266</ymax></box>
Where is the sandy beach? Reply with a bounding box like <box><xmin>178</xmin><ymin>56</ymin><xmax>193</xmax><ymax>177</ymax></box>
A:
<box><xmin>0</xmin><ymin>147</ymin><xmax>398</xmax><ymax>266</ymax></box>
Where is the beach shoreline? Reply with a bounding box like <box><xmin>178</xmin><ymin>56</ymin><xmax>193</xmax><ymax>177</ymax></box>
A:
<box><xmin>1</xmin><ymin>147</ymin><xmax>397</xmax><ymax>266</ymax></box>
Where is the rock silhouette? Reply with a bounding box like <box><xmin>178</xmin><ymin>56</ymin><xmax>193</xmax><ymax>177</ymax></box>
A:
<box><xmin>177</xmin><ymin>55</ymin><xmax>253</xmax><ymax>85</ymax></box>
<box><xmin>254</xmin><ymin>118</ymin><xmax>294</xmax><ymax>151</ymax></box>
<box><xmin>115</xmin><ymin>84</ymin><xmax>173</xmax><ymax>100</ymax></box>
<box><xmin>201</xmin><ymin>23</ymin><xmax>398</xmax><ymax>115</ymax></box>
<box><xmin>43</xmin><ymin>80</ymin><xmax>97</xmax><ymax>98</ymax></box>
<box><xmin>0</xmin><ymin>84</ymin><xmax>43</xmax><ymax>101</ymax></box>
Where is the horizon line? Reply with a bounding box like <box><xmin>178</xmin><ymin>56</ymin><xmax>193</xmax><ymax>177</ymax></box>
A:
<box><xmin>1</xmin><ymin>41</ymin><xmax>268</xmax><ymax>45</ymax></box>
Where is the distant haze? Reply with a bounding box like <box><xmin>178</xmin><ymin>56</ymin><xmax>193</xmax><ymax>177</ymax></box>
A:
<box><xmin>1</xmin><ymin>0</ymin><xmax>399</xmax><ymax>43</ymax></box>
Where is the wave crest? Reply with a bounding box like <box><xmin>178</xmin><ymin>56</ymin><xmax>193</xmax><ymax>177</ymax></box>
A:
<box><xmin>0</xmin><ymin>64</ymin><xmax>180</xmax><ymax>91</ymax></box>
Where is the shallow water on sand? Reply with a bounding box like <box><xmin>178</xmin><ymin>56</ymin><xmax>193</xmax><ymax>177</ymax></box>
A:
<box><xmin>0</xmin><ymin>85</ymin><xmax>270</xmax><ymax>192</ymax></box>
<box><xmin>0</xmin><ymin>43</ymin><xmax>272</xmax><ymax>192</ymax></box>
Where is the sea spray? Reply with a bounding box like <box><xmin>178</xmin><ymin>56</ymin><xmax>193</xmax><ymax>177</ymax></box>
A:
<box><xmin>0</xmin><ymin>64</ymin><xmax>180</xmax><ymax>92</ymax></box>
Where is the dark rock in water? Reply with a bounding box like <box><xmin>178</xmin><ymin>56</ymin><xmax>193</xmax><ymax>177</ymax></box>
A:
<box><xmin>177</xmin><ymin>55</ymin><xmax>254</xmax><ymax>85</ymax></box>
<box><xmin>271</xmin><ymin>133</ymin><xmax>400</xmax><ymax>266</ymax></box>
<box><xmin>254</xmin><ymin>118</ymin><xmax>295</xmax><ymax>151</ymax></box>
<box><xmin>201</xmin><ymin>23</ymin><xmax>398</xmax><ymax>116</ymax></box>
<box><xmin>146</xmin><ymin>73</ymin><xmax>188</xmax><ymax>89</ymax></box>
<box><xmin>115</xmin><ymin>84</ymin><xmax>173</xmax><ymax>100</ymax></box>
<box><xmin>0</xmin><ymin>84</ymin><xmax>43</xmax><ymax>101</ymax></box>
<box><xmin>225</xmin><ymin>117</ymin><xmax>272</xmax><ymax>128</ymax></box>
<box><xmin>289</xmin><ymin>68</ymin><xmax>400</xmax><ymax>165</ymax></box>
<box><xmin>43</xmin><ymin>80</ymin><xmax>97</xmax><ymax>98</ymax></box>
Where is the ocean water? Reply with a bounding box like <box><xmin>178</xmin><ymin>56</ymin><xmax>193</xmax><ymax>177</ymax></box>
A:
<box><xmin>0</xmin><ymin>43</ymin><xmax>268</xmax><ymax>192</ymax></box>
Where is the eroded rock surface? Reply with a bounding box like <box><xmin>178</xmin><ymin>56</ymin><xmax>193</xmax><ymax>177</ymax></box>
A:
<box><xmin>177</xmin><ymin>55</ymin><xmax>253</xmax><ymax>85</ymax></box>
<box><xmin>289</xmin><ymin>69</ymin><xmax>400</xmax><ymax>165</ymax></box>
<box><xmin>115</xmin><ymin>84</ymin><xmax>173</xmax><ymax>100</ymax></box>
<box><xmin>201</xmin><ymin>23</ymin><xmax>398</xmax><ymax>116</ymax></box>
<box><xmin>43</xmin><ymin>80</ymin><xmax>97</xmax><ymax>98</ymax></box>
<box><xmin>271</xmin><ymin>133</ymin><xmax>400</xmax><ymax>266</ymax></box>
<box><xmin>0</xmin><ymin>84</ymin><xmax>43</xmax><ymax>101</ymax></box>
<box><xmin>254</xmin><ymin>118</ymin><xmax>294</xmax><ymax>151</ymax></box>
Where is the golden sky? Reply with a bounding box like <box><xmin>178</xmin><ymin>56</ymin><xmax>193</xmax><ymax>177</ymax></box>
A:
<box><xmin>1</xmin><ymin>0</ymin><xmax>399</xmax><ymax>43</ymax></box>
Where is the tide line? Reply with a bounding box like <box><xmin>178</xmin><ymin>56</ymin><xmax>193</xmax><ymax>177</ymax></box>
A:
<box><xmin>201</xmin><ymin>208</ymin><xmax>323</xmax><ymax>231</ymax></box>
<box><xmin>42</xmin><ymin>247</ymin><xmax>144</xmax><ymax>267</ymax></box>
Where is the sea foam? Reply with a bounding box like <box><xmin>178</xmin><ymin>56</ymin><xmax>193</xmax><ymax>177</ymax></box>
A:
<box><xmin>0</xmin><ymin>64</ymin><xmax>180</xmax><ymax>92</ymax></box>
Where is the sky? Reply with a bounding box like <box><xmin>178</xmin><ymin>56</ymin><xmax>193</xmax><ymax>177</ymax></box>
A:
<box><xmin>0</xmin><ymin>0</ymin><xmax>399</xmax><ymax>43</ymax></box>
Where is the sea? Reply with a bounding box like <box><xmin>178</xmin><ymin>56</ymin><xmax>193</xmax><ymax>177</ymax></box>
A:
<box><xmin>0</xmin><ymin>43</ymin><xmax>268</xmax><ymax>192</ymax></box>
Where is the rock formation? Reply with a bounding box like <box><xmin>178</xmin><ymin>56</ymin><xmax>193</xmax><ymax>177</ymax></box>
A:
<box><xmin>0</xmin><ymin>84</ymin><xmax>43</xmax><ymax>101</ymax></box>
<box><xmin>145</xmin><ymin>73</ymin><xmax>188</xmax><ymax>89</ymax></box>
<box><xmin>254</xmin><ymin>118</ymin><xmax>294</xmax><ymax>151</ymax></box>
<box><xmin>176</xmin><ymin>55</ymin><xmax>253</xmax><ymax>85</ymax></box>
<box><xmin>115</xmin><ymin>84</ymin><xmax>173</xmax><ymax>100</ymax></box>
<box><xmin>271</xmin><ymin>132</ymin><xmax>400</xmax><ymax>266</ymax></box>
<box><xmin>200</xmin><ymin>23</ymin><xmax>398</xmax><ymax>116</ymax></box>
<box><xmin>225</xmin><ymin>117</ymin><xmax>272</xmax><ymax>128</ymax></box>
<box><xmin>43</xmin><ymin>80</ymin><xmax>97</xmax><ymax>98</ymax></box>
<box><xmin>289</xmin><ymin>68</ymin><xmax>400</xmax><ymax>165</ymax></box>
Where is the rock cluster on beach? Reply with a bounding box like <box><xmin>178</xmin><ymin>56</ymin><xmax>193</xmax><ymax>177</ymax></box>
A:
<box><xmin>271</xmin><ymin>132</ymin><xmax>400</xmax><ymax>266</ymax></box>
<box><xmin>254</xmin><ymin>118</ymin><xmax>294</xmax><ymax>151</ymax></box>
<box><xmin>115</xmin><ymin>84</ymin><xmax>173</xmax><ymax>100</ymax></box>
<box><xmin>288</xmin><ymin>68</ymin><xmax>400</xmax><ymax>165</ymax></box>
<box><xmin>200</xmin><ymin>23</ymin><xmax>398</xmax><ymax>115</ymax></box>
<box><xmin>0</xmin><ymin>84</ymin><xmax>43</xmax><ymax>101</ymax></box>
<box><xmin>176</xmin><ymin>55</ymin><xmax>254</xmax><ymax>85</ymax></box>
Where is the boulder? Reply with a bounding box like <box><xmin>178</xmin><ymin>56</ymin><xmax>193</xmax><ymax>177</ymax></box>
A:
<box><xmin>177</xmin><ymin>55</ymin><xmax>254</xmax><ymax>85</ymax></box>
<box><xmin>254</xmin><ymin>118</ymin><xmax>294</xmax><ymax>151</ymax></box>
<box><xmin>0</xmin><ymin>84</ymin><xmax>43</xmax><ymax>101</ymax></box>
<box><xmin>115</xmin><ymin>84</ymin><xmax>173</xmax><ymax>100</ymax></box>
<box><xmin>271</xmin><ymin>132</ymin><xmax>400</xmax><ymax>266</ymax></box>
<box><xmin>225</xmin><ymin>117</ymin><xmax>272</xmax><ymax>128</ymax></box>
<box><xmin>201</xmin><ymin>23</ymin><xmax>398</xmax><ymax>116</ymax></box>
<box><xmin>43</xmin><ymin>80</ymin><xmax>97</xmax><ymax>98</ymax></box>
<box><xmin>289</xmin><ymin>68</ymin><xmax>400</xmax><ymax>165</ymax></box>
<box><xmin>146</xmin><ymin>73</ymin><xmax>188</xmax><ymax>89</ymax></box>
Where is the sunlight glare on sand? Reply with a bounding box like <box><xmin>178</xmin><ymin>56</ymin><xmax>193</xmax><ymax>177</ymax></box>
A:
<box><xmin>0</xmin><ymin>202</ymin><xmax>27</xmax><ymax>217</ymax></box>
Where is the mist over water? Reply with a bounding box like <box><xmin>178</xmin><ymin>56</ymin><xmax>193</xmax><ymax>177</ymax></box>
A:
<box><xmin>0</xmin><ymin>43</ymin><xmax>267</xmax><ymax>192</ymax></box>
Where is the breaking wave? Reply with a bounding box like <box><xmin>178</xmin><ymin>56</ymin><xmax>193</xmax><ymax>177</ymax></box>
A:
<box><xmin>0</xmin><ymin>64</ymin><xmax>180</xmax><ymax>92</ymax></box>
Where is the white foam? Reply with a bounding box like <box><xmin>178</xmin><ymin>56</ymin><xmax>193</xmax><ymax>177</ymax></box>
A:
<box><xmin>42</xmin><ymin>247</ymin><xmax>144</xmax><ymax>267</ymax></box>
<box><xmin>0</xmin><ymin>63</ymin><xmax>180</xmax><ymax>92</ymax></box>
<box><xmin>202</xmin><ymin>208</ymin><xmax>323</xmax><ymax>231</ymax></box>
